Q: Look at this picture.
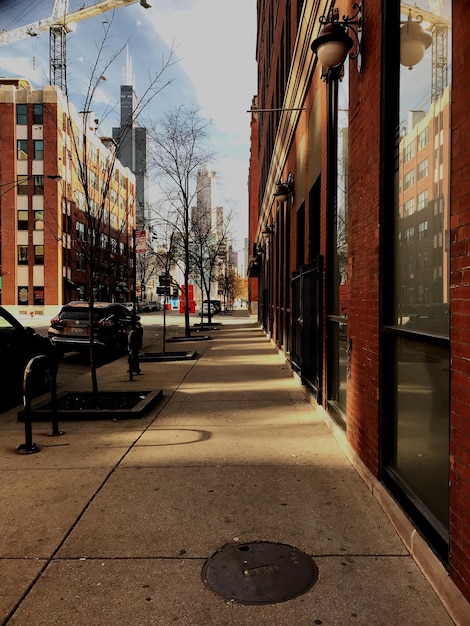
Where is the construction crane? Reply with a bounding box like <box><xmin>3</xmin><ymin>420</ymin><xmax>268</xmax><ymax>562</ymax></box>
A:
<box><xmin>0</xmin><ymin>0</ymin><xmax>151</xmax><ymax>92</ymax></box>
<box><xmin>401</xmin><ymin>0</ymin><xmax>450</xmax><ymax>102</ymax></box>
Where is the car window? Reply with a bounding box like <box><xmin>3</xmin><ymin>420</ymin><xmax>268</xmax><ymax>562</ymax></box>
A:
<box><xmin>0</xmin><ymin>315</ymin><xmax>16</xmax><ymax>330</ymax></box>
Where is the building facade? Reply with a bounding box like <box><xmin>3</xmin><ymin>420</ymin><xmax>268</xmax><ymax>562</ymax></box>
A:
<box><xmin>249</xmin><ymin>0</ymin><xmax>470</xmax><ymax>615</ymax></box>
<box><xmin>0</xmin><ymin>79</ymin><xmax>136</xmax><ymax>317</ymax></box>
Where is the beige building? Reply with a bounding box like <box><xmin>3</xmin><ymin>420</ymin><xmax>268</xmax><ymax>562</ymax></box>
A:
<box><xmin>0</xmin><ymin>78</ymin><xmax>136</xmax><ymax>317</ymax></box>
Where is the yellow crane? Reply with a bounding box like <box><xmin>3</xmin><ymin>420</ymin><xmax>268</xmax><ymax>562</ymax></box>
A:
<box><xmin>0</xmin><ymin>0</ymin><xmax>151</xmax><ymax>92</ymax></box>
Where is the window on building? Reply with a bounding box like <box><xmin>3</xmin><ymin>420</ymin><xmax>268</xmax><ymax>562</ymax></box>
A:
<box><xmin>17</xmin><ymin>210</ymin><xmax>28</xmax><ymax>230</ymax></box>
<box><xmin>17</xmin><ymin>175</ymin><xmax>29</xmax><ymax>195</ymax></box>
<box><xmin>34</xmin><ymin>210</ymin><xmax>44</xmax><ymax>230</ymax></box>
<box><xmin>417</xmin><ymin>158</ymin><xmax>428</xmax><ymax>180</ymax></box>
<box><xmin>77</xmin><ymin>252</ymin><xmax>86</xmax><ymax>271</ymax></box>
<box><xmin>16</xmin><ymin>104</ymin><xmax>27</xmax><ymax>125</ymax></box>
<box><xmin>404</xmin><ymin>142</ymin><xmax>415</xmax><ymax>162</ymax></box>
<box><xmin>33</xmin><ymin>175</ymin><xmax>44</xmax><ymax>195</ymax></box>
<box><xmin>34</xmin><ymin>245</ymin><xmax>44</xmax><ymax>264</ymax></box>
<box><xmin>17</xmin><ymin>140</ymin><xmax>28</xmax><ymax>159</ymax></box>
<box><xmin>384</xmin><ymin>0</ymin><xmax>452</xmax><ymax>546</ymax></box>
<box><xmin>417</xmin><ymin>190</ymin><xmax>428</xmax><ymax>210</ymax></box>
<box><xmin>417</xmin><ymin>251</ymin><xmax>428</xmax><ymax>269</ymax></box>
<box><xmin>404</xmin><ymin>169</ymin><xmax>415</xmax><ymax>189</ymax></box>
<box><xmin>404</xmin><ymin>198</ymin><xmax>414</xmax><ymax>215</ymax></box>
<box><xmin>418</xmin><ymin>220</ymin><xmax>429</xmax><ymax>240</ymax></box>
<box><xmin>18</xmin><ymin>286</ymin><xmax>28</xmax><ymax>305</ymax></box>
<box><xmin>18</xmin><ymin>245</ymin><xmax>28</xmax><ymax>265</ymax></box>
<box><xmin>32</xmin><ymin>104</ymin><xmax>43</xmax><ymax>124</ymax></box>
<box><xmin>76</xmin><ymin>221</ymin><xmax>86</xmax><ymax>242</ymax></box>
<box><xmin>33</xmin><ymin>288</ymin><xmax>44</xmax><ymax>306</ymax></box>
<box><xmin>418</xmin><ymin>127</ymin><xmax>429</xmax><ymax>149</ymax></box>
<box><xmin>33</xmin><ymin>140</ymin><xmax>44</xmax><ymax>160</ymax></box>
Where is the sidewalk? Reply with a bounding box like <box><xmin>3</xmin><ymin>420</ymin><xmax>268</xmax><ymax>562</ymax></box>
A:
<box><xmin>0</xmin><ymin>318</ymin><xmax>463</xmax><ymax>625</ymax></box>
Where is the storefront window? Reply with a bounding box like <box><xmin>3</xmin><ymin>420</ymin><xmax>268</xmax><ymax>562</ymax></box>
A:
<box><xmin>327</xmin><ymin>61</ymin><xmax>349</xmax><ymax>418</ymax></box>
<box><xmin>395</xmin><ymin>3</ymin><xmax>451</xmax><ymax>336</ymax></box>
<box><xmin>391</xmin><ymin>1</ymin><xmax>452</xmax><ymax>537</ymax></box>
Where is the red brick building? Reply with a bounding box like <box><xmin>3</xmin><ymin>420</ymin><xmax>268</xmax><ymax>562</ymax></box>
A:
<box><xmin>0</xmin><ymin>79</ymin><xmax>136</xmax><ymax>317</ymax></box>
<box><xmin>249</xmin><ymin>0</ymin><xmax>470</xmax><ymax>617</ymax></box>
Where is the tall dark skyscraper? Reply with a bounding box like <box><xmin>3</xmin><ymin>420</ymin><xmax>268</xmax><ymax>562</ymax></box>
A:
<box><xmin>112</xmin><ymin>55</ymin><xmax>148</xmax><ymax>229</ymax></box>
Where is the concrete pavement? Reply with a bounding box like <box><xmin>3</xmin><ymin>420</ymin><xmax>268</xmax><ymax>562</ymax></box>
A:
<box><xmin>0</xmin><ymin>315</ymin><xmax>467</xmax><ymax>625</ymax></box>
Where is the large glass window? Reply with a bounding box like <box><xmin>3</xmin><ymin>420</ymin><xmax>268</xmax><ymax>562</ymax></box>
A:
<box><xmin>387</xmin><ymin>2</ymin><xmax>452</xmax><ymax>545</ymax></box>
<box><xmin>327</xmin><ymin>60</ymin><xmax>349</xmax><ymax>419</ymax></box>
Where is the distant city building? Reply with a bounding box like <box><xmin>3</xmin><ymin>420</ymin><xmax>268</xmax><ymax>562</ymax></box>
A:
<box><xmin>112</xmin><ymin>55</ymin><xmax>148</xmax><ymax>230</ymax></box>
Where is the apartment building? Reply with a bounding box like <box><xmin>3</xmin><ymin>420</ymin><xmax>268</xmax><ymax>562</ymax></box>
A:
<box><xmin>249</xmin><ymin>0</ymin><xmax>470</xmax><ymax>616</ymax></box>
<box><xmin>0</xmin><ymin>79</ymin><xmax>136</xmax><ymax>317</ymax></box>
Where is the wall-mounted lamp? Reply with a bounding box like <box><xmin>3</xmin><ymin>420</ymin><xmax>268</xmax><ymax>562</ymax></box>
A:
<box><xmin>400</xmin><ymin>10</ymin><xmax>432</xmax><ymax>70</ymax></box>
<box><xmin>310</xmin><ymin>3</ymin><xmax>363</xmax><ymax>74</ymax></box>
<box><xmin>273</xmin><ymin>173</ymin><xmax>294</xmax><ymax>203</ymax></box>
<box><xmin>262</xmin><ymin>224</ymin><xmax>273</xmax><ymax>242</ymax></box>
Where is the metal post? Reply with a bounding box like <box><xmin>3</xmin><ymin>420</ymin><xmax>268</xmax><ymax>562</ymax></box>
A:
<box><xmin>46</xmin><ymin>349</ymin><xmax>64</xmax><ymax>437</ymax></box>
<box><xmin>17</xmin><ymin>356</ymin><xmax>46</xmax><ymax>454</ymax></box>
<box><xmin>127</xmin><ymin>327</ymin><xmax>142</xmax><ymax>381</ymax></box>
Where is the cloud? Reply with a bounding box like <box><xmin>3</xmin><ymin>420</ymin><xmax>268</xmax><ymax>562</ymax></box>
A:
<box><xmin>0</xmin><ymin>0</ymin><xmax>256</xmax><ymax>250</ymax></box>
<box><xmin>147</xmin><ymin>0</ymin><xmax>256</xmax><ymax>138</ymax></box>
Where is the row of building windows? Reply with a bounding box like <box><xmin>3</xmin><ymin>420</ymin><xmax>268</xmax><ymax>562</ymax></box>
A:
<box><xmin>403</xmin><ymin>127</ymin><xmax>430</xmax><ymax>163</ymax></box>
<box><xmin>17</xmin><ymin>139</ymin><xmax>44</xmax><ymax>160</ymax></box>
<box><xmin>403</xmin><ymin>166</ymin><xmax>431</xmax><ymax>189</ymax></box>
<box><xmin>16</xmin><ymin>103</ymin><xmax>43</xmax><ymax>125</ymax></box>
<box><xmin>17</xmin><ymin>245</ymin><xmax>44</xmax><ymax>265</ymax></box>
<box><xmin>403</xmin><ymin>190</ymin><xmax>429</xmax><ymax>215</ymax></box>
<box><xmin>17</xmin><ymin>209</ymin><xmax>44</xmax><ymax>230</ymax></box>
<box><xmin>16</xmin><ymin>175</ymin><xmax>45</xmax><ymax>195</ymax></box>
<box><xmin>401</xmin><ymin>220</ymin><xmax>430</xmax><ymax>242</ymax></box>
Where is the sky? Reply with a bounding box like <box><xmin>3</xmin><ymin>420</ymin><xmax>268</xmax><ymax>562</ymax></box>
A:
<box><xmin>0</xmin><ymin>0</ymin><xmax>258</xmax><ymax>251</ymax></box>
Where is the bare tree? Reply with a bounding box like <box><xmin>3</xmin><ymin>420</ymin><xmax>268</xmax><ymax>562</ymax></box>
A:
<box><xmin>190</xmin><ymin>206</ymin><xmax>235</xmax><ymax>323</ymax></box>
<box><xmin>147</xmin><ymin>104</ymin><xmax>216</xmax><ymax>337</ymax></box>
<box><xmin>63</xmin><ymin>15</ymin><xmax>177</xmax><ymax>399</ymax></box>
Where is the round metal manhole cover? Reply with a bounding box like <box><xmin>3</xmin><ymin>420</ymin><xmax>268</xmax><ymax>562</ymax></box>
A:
<box><xmin>202</xmin><ymin>541</ymin><xmax>318</xmax><ymax>605</ymax></box>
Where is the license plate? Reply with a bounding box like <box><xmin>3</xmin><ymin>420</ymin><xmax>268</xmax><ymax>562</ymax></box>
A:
<box><xmin>71</xmin><ymin>327</ymin><xmax>85</xmax><ymax>334</ymax></box>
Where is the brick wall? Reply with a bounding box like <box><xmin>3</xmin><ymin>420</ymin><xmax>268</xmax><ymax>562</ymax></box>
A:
<box><xmin>449</xmin><ymin>1</ymin><xmax>470</xmax><ymax>601</ymax></box>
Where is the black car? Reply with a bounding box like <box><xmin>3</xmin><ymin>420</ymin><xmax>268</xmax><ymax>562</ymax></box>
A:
<box><xmin>404</xmin><ymin>302</ymin><xmax>449</xmax><ymax>335</ymax></box>
<box><xmin>0</xmin><ymin>306</ymin><xmax>55</xmax><ymax>411</ymax></box>
<box><xmin>48</xmin><ymin>301</ymin><xmax>141</xmax><ymax>356</ymax></box>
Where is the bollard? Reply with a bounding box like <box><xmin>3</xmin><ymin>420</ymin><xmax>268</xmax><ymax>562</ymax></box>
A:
<box><xmin>46</xmin><ymin>348</ymin><xmax>64</xmax><ymax>437</ymax></box>
<box><xmin>127</xmin><ymin>326</ymin><xmax>142</xmax><ymax>382</ymax></box>
<box><xmin>16</xmin><ymin>355</ymin><xmax>47</xmax><ymax>454</ymax></box>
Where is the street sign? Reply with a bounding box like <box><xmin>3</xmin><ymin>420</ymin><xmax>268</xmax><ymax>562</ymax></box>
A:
<box><xmin>135</xmin><ymin>230</ymin><xmax>147</xmax><ymax>254</ymax></box>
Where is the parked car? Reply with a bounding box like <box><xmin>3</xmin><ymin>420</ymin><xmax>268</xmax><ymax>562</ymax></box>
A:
<box><xmin>137</xmin><ymin>300</ymin><xmax>151</xmax><ymax>313</ymax></box>
<box><xmin>201</xmin><ymin>300</ymin><xmax>222</xmax><ymax>316</ymax></box>
<box><xmin>138</xmin><ymin>300</ymin><xmax>160</xmax><ymax>312</ymax></box>
<box><xmin>122</xmin><ymin>301</ymin><xmax>137</xmax><ymax>313</ymax></box>
<box><xmin>0</xmin><ymin>306</ymin><xmax>55</xmax><ymax>410</ymax></box>
<box><xmin>404</xmin><ymin>302</ymin><xmax>449</xmax><ymax>335</ymax></box>
<box><xmin>48</xmin><ymin>301</ymin><xmax>141</xmax><ymax>357</ymax></box>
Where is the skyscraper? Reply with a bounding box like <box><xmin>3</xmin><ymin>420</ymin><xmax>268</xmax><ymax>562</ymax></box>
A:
<box><xmin>112</xmin><ymin>54</ymin><xmax>148</xmax><ymax>229</ymax></box>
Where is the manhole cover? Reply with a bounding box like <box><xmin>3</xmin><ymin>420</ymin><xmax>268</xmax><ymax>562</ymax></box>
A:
<box><xmin>202</xmin><ymin>541</ymin><xmax>318</xmax><ymax>605</ymax></box>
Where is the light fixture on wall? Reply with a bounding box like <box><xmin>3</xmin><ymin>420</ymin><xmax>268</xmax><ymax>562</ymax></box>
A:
<box><xmin>310</xmin><ymin>3</ymin><xmax>363</xmax><ymax>73</ymax></box>
<box><xmin>262</xmin><ymin>224</ymin><xmax>273</xmax><ymax>242</ymax></box>
<box><xmin>273</xmin><ymin>173</ymin><xmax>294</xmax><ymax>203</ymax></box>
<box><xmin>400</xmin><ymin>10</ymin><xmax>432</xmax><ymax>70</ymax></box>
